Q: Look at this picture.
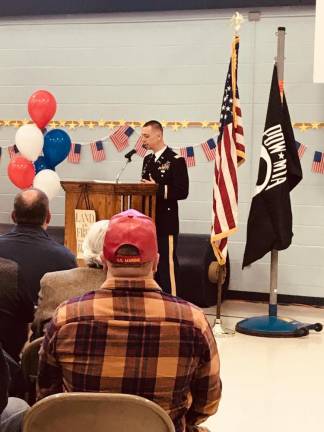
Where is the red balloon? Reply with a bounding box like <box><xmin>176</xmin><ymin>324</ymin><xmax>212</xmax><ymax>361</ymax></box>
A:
<box><xmin>28</xmin><ymin>90</ymin><xmax>57</xmax><ymax>129</ymax></box>
<box><xmin>8</xmin><ymin>156</ymin><xmax>35</xmax><ymax>189</ymax></box>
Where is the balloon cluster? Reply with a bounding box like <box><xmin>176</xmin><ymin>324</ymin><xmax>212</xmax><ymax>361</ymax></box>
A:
<box><xmin>7</xmin><ymin>90</ymin><xmax>71</xmax><ymax>200</ymax></box>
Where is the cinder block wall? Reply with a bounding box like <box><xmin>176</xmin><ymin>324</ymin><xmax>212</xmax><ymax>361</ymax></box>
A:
<box><xmin>0</xmin><ymin>5</ymin><xmax>323</xmax><ymax>297</ymax></box>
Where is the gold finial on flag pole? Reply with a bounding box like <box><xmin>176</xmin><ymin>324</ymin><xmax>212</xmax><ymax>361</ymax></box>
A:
<box><xmin>230</xmin><ymin>11</ymin><xmax>244</xmax><ymax>34</ymax></box>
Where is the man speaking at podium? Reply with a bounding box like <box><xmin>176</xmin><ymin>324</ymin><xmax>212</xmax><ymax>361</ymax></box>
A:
<box><xmin>141</xmin><ymin>120</ymin><xmax>189</xmax><ymax>294</ymax></box>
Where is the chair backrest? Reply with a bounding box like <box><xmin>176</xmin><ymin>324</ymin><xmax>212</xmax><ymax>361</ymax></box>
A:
<box><xmin>21</xmin><ymin>336</ymin><xmax>44</xmax><ymax>380</ymax></box>
<box><xmin>21</xmin><ymin>336</ymin><xmax>44</xmax><ymax>404</ymax></box>
<box><xmin>23</xmin><ymin>392</ymin><xmax>175</xmax><ymax>432</ymax></box>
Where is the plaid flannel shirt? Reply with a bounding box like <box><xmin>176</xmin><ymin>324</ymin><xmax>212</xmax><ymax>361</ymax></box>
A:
<box><xmin>38</xmin><ymin>278</ymin><xmax>221</xmax><ymax>432</ymax></box>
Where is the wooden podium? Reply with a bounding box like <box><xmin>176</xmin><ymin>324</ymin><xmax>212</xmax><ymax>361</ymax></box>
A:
<box><xmin>61</xmin><ymin>180</ymin><xmax>158</xmax><ymax>257</ymax></box>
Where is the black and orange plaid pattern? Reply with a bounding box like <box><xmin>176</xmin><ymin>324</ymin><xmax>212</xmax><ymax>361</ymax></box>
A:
<box><xmin>38</xmin><ymin>278</ymin><xmax>221</xmax><ymax>432</ymax></box>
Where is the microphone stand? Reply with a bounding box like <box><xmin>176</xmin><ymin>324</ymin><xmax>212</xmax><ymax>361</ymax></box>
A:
<box><xmin>115</xmin><ymin>158</ymin><xmax>131</xmax><ymax>184</ymax></box>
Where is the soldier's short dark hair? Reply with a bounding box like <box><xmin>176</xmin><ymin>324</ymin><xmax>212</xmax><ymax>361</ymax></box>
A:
<box><xmin>13</xmin><ymin>188</ymin><xmax>49</xmax><ymax>226</ymax></box>
<box><xmin>143</xmin><ymin>120</ymin><xmax>163</xmax><ymax>134</ymax></box>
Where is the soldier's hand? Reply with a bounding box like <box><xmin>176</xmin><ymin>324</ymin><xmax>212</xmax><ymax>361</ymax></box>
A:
<box><xmin>141</xmin><ymin>175</ymin><xmax>156</xmax><ymax>184</ymax></box>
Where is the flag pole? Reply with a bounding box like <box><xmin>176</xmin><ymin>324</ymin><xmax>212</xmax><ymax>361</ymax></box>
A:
<box><xmin>269</xmin><ymin>27</ymin><xmax>286</xmax><ymax>318</ymax></box>
<box><xmin>236</xmin><ymin>27</ymin><xmax>322</xmax><ymax>337</ymax></box>
<box><xmin>212</xmin><ymin>11</ymin><xmax>245</xmax><ymax>338</ymax></box>
<box><xmin>211</xmin><ymin>263</ymin><xmax>234</xmax><ymax>337</ymax></box>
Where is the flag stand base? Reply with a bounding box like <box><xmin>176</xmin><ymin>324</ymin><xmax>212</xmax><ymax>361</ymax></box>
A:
<box><xmin>236</xmin><ymin>315</ymin><xmax>323</xmax><ymax>338</ymax></box>
<box><xmin>210</xmin><ymin>263</ymin><xmax>235</xmax><ymax>338</ymax></box>
<box><xmin>212</xmin><ymin>319</ymin><xmax>235</xmax><ymax>337</ymax></box>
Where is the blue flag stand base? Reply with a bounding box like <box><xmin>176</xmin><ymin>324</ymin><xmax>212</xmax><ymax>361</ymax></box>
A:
<box><xmin>237</xmin><ymin>250</ymin><xmax>323</xmax><ymax>338</ymax></box>
<box><xmin>236</xmin><ymin>313</ymin><xmax>323</xmax><ymax>338</ymax></box>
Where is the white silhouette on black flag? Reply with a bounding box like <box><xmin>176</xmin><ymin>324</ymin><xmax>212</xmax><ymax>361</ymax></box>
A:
<box><xmin>242</xmin><ymin>65</ymin><xmax>302</xmax><ymax>268</ymax></box>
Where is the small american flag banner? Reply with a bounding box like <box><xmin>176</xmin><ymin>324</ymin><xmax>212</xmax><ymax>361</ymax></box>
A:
<box><xmin>180</xmin><ymin>146</ymin><xmax>196</xmax><ymax>167</ymax></box>
<box><xmin>135</xmin><ymin>136</ymin><xmax>147</xmax><ymax>158</ymax></box>
<box><xmin>68</xmin><ymin>143</ymin><xmax>82</xmax><ymax>164</ymax></box>
<box><xmin>312</xmin><ymin>151</ymin><xmax>324</xmax><ymax>174</ymax></box>
<box><xmin>211</xmin><ymin>35</ymin><xmax>246</xmax><ymax>265</ymax></box>
<box><xmin>90</xmin><ymin>140</ymin><xmax>106</xmax><ymax>162</ymax></box>
<box><xmin>201</xmin><ymin>138</ymin><xmax>217</xmax><ymax>161</ymax></box>
<box><xmin>8</xmin><ymin>145</ymin><xmax>20</xmax><ymax>159</ymax></box>
<box><xmin>295</xmin><ymin>141</ymin><xmax>306</xmax><ymax>159</ymax></box>
<box><xmin>110</xmin><ymin>126</ymin><xmax>134</xmax><ymax>152</ymax></box>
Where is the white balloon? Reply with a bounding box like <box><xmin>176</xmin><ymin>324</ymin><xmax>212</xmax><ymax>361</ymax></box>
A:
<box><xmin>15</xmin><ymin>124</ymin><xmax>44</xmax><ymax>162</ymax></box>
<box><xmin>33</xmin><ymin>169</ymin><xmax>61</xmax><ymax>200</ymax></box>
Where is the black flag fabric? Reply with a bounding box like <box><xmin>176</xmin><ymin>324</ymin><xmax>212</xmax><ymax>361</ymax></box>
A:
<box><xmin>242</xmin><ymin>65</ymin><xmax>302</xmax><ymax>268</ymax></box>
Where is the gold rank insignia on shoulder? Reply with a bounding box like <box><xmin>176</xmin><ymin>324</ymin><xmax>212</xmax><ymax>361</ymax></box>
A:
<box><xmin>158</xmin><ymin>161</ymin><xmax>171</xmax><ymax>171</ymax></box>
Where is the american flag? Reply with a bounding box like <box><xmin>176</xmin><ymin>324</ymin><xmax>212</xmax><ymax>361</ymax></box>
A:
<box><xmin>135</xmin><ymin>136</ymin><xmax>147</xmax><ymax>158</ymax></box>
<box><xmin>312</xmin><ymin>151</ymin><xmax>324</xmax><ymax>174</ymax></box>
<box><xmin>295</xmin><ymin>141</ymin><xmax>306</xmax><ymax>159</ymax></box>
<box><xmin>8</xmin><ymin>145</ymin><xmax>20</xmax><ymax>159</ymax></box>
<box><xmin>68</xmin><ymin>143</ymin><xmax>82</xmax><ymax>164</ymax></box>
<box><xmin>90</xmin><ymin>140</ymin><xmax>106</xmax><ymax>162</ymax></box>
<box><xmin>180</xmin><ymin>146</ymin><xmax>196</xmax><ymax>167</ymax></box>
<box><xmin>110</xmin><ymin>126</ymin><xmax>134</xmax><ymax>152</ymax></box>
<box><xmin>211</xmin><ymin>35</ymin><xmax>246</xmax><ymax>265</ymax></box>
<box><xmin>201</xmin><ymin>137</ymin><xmax>217</xmax><ymax>161</ymax></box>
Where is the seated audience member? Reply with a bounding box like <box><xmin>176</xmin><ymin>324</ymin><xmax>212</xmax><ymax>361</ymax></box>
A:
<box><xmin>38</xmin><ymin>209</ymin><xmax>221</xmax><ymax>432</ymax></box>
<box><xmin>0</xmin><ymin>188</ymin><xmax>77</xmax><ymax>357</ymax></box>
<box><xmin>32</xmin><ymin>219</ymin><xmax>109</xmax><ymax>337</ymax></box>
<box><xmin>0</xmin><ymin>346</ymin><xmax>29</xmax><ymax>432</ymax></box>
<box><xmin>0</xmin><ymin>258</ymin><xmax>34</xmax><ymax>362</ymax></box>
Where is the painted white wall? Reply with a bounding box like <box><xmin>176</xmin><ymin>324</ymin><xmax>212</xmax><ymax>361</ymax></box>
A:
<box><xmin>0</xmin><ymin>6</ymin><xmax>323</xmax><ymax>297</ymax></box>
<box><xmin>313</xmin><ymin>0</ymin><xmax>324</xmax><ymax>82</ymax></box>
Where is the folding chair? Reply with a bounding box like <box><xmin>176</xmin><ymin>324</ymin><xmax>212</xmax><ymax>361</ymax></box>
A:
<box><xmin>23</xmin><ymin>392</ymin><xmax>175</xmax><ymax>432</ymax></box>
<box><xmin>21</xmin><ymin>336</ymin><xmax>44</xmax><ymax>405</ymax></box>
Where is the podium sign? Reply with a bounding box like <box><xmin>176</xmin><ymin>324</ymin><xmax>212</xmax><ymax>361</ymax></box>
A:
<box><xmin>74</xmin><ymin>209</ymin><xmax>96</xmax><ymax>259</ymax></box>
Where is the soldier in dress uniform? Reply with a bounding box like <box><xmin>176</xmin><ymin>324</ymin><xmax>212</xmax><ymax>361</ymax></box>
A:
<box><xmin>141</xmin><ymin>120</ymin><xmax>189</xmax><ymax>294</ymax></box>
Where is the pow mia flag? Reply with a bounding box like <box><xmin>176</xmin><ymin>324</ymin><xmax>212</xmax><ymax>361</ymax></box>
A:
<box><xmin>242</xmin><ymin>65</ymin><xmax>302</xmax><ymax>267</ymax></box>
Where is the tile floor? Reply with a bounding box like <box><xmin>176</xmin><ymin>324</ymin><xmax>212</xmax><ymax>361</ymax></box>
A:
<box><xmin>202</xmin><ymin>300</ymin><xmax>324</xmax><ymax>432</ymax></box>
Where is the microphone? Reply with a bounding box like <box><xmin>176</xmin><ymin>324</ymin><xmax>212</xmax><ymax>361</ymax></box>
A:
<box><xmin>124</xmin><ymin>149</ymin><xmax>137</xmax><ymax>160</ymax></box>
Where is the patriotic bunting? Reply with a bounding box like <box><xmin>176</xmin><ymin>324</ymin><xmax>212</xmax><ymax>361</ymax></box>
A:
<box><xmin>68</xmin><ymin>143</ymin><xmax>82</xmax><ymax>164</ymax></box>
<box><xmin>312</xmin><ymin>151</ymin><xmax>324</xmax><ymax>174</ymax></box>
<box><xmin>295</xmin><ymin>141</ymin><xmax>307</xmax><ymax>159</ymax></box>
<box><xmin>110</xmin><ymin>126</ymin><xmax>134</xmax><ymax>152</ymax></box>
<box><xmin>8</xmin><ymin>145</ymin><xmax>19</xmax><ymax>159</ymax></box>
<box><xmin>180</xmin><ymin>146</ymin><xmax>196</xmax><ymax>167</ymax></box>
<box><xmin>90</xmin><ymin>140</ymin><xmax>106</xmax><ymax>162</ymax></box>
<box><xmin>201</xmin><ymin>138</ymin><xmax>217</xmax><ymax>161</ymax></box>
<box><xmin>0</xmin><ymin>121</ymin><xmax>318</xmax><ymax>175</ymax></box>
<box><xmin>135</xmin><ymin>136</ymin><xmax>147</xmax><ymax>157</ymax></box>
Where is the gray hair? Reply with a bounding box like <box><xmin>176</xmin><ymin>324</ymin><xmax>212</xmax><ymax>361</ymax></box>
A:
<box><xmin>82</xmin><ymin>219</ymin><xmax>109</xmax><ymax>267</ymax></box>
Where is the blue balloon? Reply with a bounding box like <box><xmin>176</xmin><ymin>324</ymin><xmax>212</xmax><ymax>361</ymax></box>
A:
<box><xmin>43</xmin><ymin>129</ymin><xmax>71</xmax><ymax>168</ymax></box>
<box><xmin>34</xmin><ymin>156</ymin><xmax>52</xmax><ymax>174</ymax></box>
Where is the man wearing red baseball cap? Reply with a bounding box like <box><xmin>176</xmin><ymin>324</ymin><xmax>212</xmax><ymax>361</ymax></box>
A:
<box><xmin>38</xmin><ymin>209</ymin><xmax>221</xmax><ymax>432</ymax></box>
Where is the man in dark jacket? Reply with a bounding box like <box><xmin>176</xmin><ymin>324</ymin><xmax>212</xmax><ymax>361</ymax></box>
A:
<box><xmin>141</xmin><ymin>120</ymin><xmax>189</xmax><ymax>294</ymax></box>
<box><xmin>0</xmin><ymin>258</ymin><xmax>34</xmax><ymax>362</ymax></box>
<box><xmin>0</xmin><ymin>188</ymin><xmax>77</xmax><ymax>359</ymax></box>
<box><xmin>0</xmin><ymin>346</ymin><xmax>29</xmax><ymax>432</ymax></box>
